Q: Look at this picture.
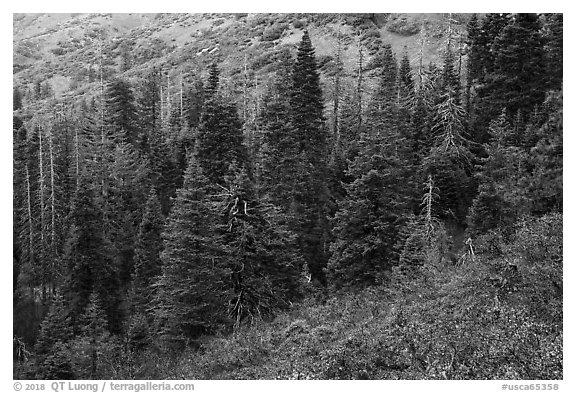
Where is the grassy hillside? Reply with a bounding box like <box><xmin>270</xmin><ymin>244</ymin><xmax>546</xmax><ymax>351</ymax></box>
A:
<box><xmin>13</xmin><ymin>13</ymin><xmax>470</xmax><ymax>105</ymax></box>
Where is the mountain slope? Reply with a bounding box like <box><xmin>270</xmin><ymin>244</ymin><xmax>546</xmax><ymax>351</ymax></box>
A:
<box><xmin>13</xmin><ymin>13</ymin><xmax>470</xmax><ymax>105</ymax></box>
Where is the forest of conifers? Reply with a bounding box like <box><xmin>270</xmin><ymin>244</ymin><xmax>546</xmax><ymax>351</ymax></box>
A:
<box><xmin>13</xmin><ymin>13</ymin><xmax>562</xmax><ymax>380</ymax></box>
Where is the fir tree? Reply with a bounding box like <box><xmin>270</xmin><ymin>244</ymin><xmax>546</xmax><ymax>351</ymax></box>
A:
<box><xmin>526</xmin><ymin>91</ymin><xmax>563</xmax><ymax>215</ymax></box>
<box><xmin>105</xmin><ymin>78</ymin><xmax>139</xmax><ymax>146</ymax></box>
<box><xmin>216</xmin><ymin>167</ymin><xmax>301</xmax><ymax>327</ymax></box>
<box><xmin>107</xmin><ymin>141</ymin><xmax>150</xmax><ymax>285</ymax></box>
<box><xmin>289</xmin><ymin>30</ymin><xmax>330</xmax><ymax>284</ymax></box>
<box><xmin>259</xmin><ymin>56</ymin><xmax>299</xmax><ymax>212</ymax></box>
<box><xmin>61</xmin><ymin>182</ymin><xmax>121</xmax><ymax>334</ymax></box>
<box><xmin>465</xmin><ymin>14</ymin><xmax>482</xmax><ymax>84</ymax></box>
<box><xmin>14</xmin><ymin>86</ymin><xmax>23</xmax><ymax>110</ymax></box>
<box><xmin>542</xmin><ymin>14</ymin><xmax>563</xmax><ymax>90</ymax></box>
<box><xmin>329</xmin><ymin>48</ymin><xmax>413</xmax><ymax>289</ymax></box>
<box><xmin>183</xmin><ymin>75</ymin><xmax>205</xmax><ymax>130</ymax></box>
<box><xmin>77</xmin><ymin>292</ymin><xmax>110</xmax><ymax>379</ymax></box>
<box><xmin>467</xmin><ymin>110</ymin><xmax>530</xmax><ymax>236</ymax></box>
<box><xmin>491</xmin><ymin>13</ymin><xmax>546</xmax><ymax>122</ymax></box>
<box><xmin>328</xmin><ymin>128</ymin><xmax>411</xmax><ymax>289</ymax></box>
<box><xmin>197</xmin><ymin>91</ymin><xmax>246</xmax><ymax>185</ymax></box>
<box><xmin>205</xmin><ymin>62</ymin><xmax>220</xmax><ymax>97</ymax></box>
<box><xmin>136</xmin><ymin>68</ymin><xmax>161</xmax><ymax>152</ymax></box>
<box><xmin>35</xmin><ymin>294</ymin><xmax>73</xmax><ymax>356</ymax></box>
<box><xmin>399</xmin><ymin>48</ymin><xmax>414</xmax><ymax>93</ymax></box>
<box><xmin>440</xmin><ymin>43</ymin><xmax>461</xmax><ymax>104</ymax></box>
<box><xmin>155</xmin><ymin>157</ymin><xmax>229</xmax><ymax>347</ymax></box>
<box><xmin>132</xmin><ymin>189</ymin><xmax>164</xmax><ymax>315</ymax></box>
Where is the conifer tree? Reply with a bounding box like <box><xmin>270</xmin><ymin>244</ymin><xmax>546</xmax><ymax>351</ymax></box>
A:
<box><xmin>132</xmin><ymin>189</ymin><xmax>164</xmax><ymax>315</ymax></box>
<box><xmin>467</xmin><ymin>110</ymin><xmax>530</xmax><ymax>236</ymax></box>
<box><xmin>289</xmin><ymin>30</ymin><xmax>330</xmax><ymax>283</ymax></box>
<box><xmin>328</xmin><ymin>128</ymin><xmax>411</xmax><ymax>289</ymax></box>
<box><xmin>183</xmin><ymin>75</ymin><xmax>205</xmax><ymax>130</ymax></box>
<box><xmin>136</xmin><ymin>68</ymin><xmax>161</xmax><ymax>152</ymax></box>
<box><xmin>14</xmin><ymin>86</ymin><xmax>23</xmax><ymax>110</ymax></box>
<box><xmin>105</xmin><ymin>78</ymin><xmax>139</xmax><ymax>146</ymax></box>
<box><xmin>465</xmin><ymin>14</ymin><xmax>482</xmax><ymax>84</ymax></box>
<box><xmin>259</xmin><ymin>54</ymin><xmax>299</xmax><ymax>212</ymax></box>
<box><xmin>491</xmin><ymin>13</ymin><xmax>546</xmax><ymax>122</ymax></box>
<box><xmin>77</xmin><ymin>292</ymin><xmax>110</xmax><ymax>379</ymax></box>
<box><xmin>33</xmin><ymin>294</ymin><xmax>74</xmax><ymax>379</ymax></box>
<box><xmin>61</xmin><ymin>182</ymin><xmax>121</xmax><ymax>334</ymax></box>
<box><xmin>440</xmin><ymin>44</ymin><xmax>461</xmax><ymax>103</ymax></box>
<box><xmin>197</xmin><ymin>65</ymin><xmax>246</xmax><ymax>185</ymax></box>
<box><xmin>35</xmin><ymin>294</ymin><xmax>73</xmax><ymax>356</ymax></box>
<box><xmin>399</xmin><ymin>48</ymin><xmax>414</xmax><ymax>93</ymax></box>
<box><xmin>155</xmin><ymin>157</ymin><xmax>229</xmax><ymax>347</ymax></box>
<box><xmin>329</xmin><ymin>46</ymin><xmax>412</xmax><ymax>289</ymax></box>
<box><xmin>205</xmin><ymin>62</ymin><xmax>220</xmax><ymax>97</ymax></box>
<box><xmin>216</xmin><ymin>167</ymin><xmax>301</xmax><ymax>326</ymax></box>
<box><xmin>107</xmin><ymin>141</ymin><xmax>150</xmax><ymax>284</ymax></box>
<box><xmin>542</xmin><ymin>14</ymin><xmax>563</xmax><ymax>91</ymax></box>
<box><xmin>468</xmin><ymin>13</ymin><xmax>511</xmax><ymax>143</ymax></box>
<box><xmin>526</xmin><ymin>92</ymin><xmax>563</xmax><ymax>215</ymax></box>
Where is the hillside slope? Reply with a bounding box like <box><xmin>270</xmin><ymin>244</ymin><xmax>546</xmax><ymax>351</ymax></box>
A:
<box><xmin>13</xmin><ymin>13</ymin><xmax>469</xmax><ymax>105</ymax></box>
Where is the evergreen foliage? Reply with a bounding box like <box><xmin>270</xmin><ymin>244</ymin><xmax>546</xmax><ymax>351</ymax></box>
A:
<box><xmin>154</xmin><ymin>158</ymin><xmax>228</xmax><ymax>347</ymax></box>
<box><xmin>216</xmin><ymin>168</ymin><xmax>302</xmax><ymax>326</ymax></box>
<box><xmin>105</xmin><ymin>78</ymin><xmax>139</xmax><ymax>146</ymax></box>
<box><xmin>12</xmin><ymin>14</ymin><xmax>562</xmax><ymax>380</ymax></box>
<box><xmin>132</xmin><ymin>189</ymin><xmax>164</xmax><ymax>315</ymax></box>
<box><xmin>61</xmin><ymin>182</ymin><xmax>122</xmax><ymax>334</ymax></box>
<box><xmin>197</xmin><ymin>92</ymin><xmax>246</xmax><ymax>185</ymax></box>
<box><xmin>289</xmin><ymin>30</ymin><xmax>330</xmax><ymax>284</ymax></box>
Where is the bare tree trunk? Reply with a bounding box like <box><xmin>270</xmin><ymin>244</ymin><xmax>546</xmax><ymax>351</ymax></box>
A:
<box><xmin>457</xmin><ymin>32</ymin><xmax>463</xmax><ymax>79</ymax></box>
<box><xmin>356</xmin><ymin>34</ymin><xmax>364</xmax><ymax>130</ymax></box>
<box><xmin>160</xmin><ymin>84</ymin><xmax>164</xmax><ymax>124</ymax></box>
<box><xmin>25</xmin><ymin>164</ymin><xmax>35</xmax><ymax>275</ymax></box>
<box><xmin>447</xmin><ymin>13</ymin><xmax>453</xmax><ymax>47</ymax></box>
<box><xmin>180</xmin><ymin>70</ymin><xmax>184</xmax><ymax>120</ymax></box>
<box><xmin>243</xmin><ymin>54</ymin><xmax>248</xmax><ymax>125</ymax></box>
<box><xmin>37</xmin><ymin>126</ymin><xmax>47</xmax><ymax>301</ymax></box>
<box><xmin>74</xmin><ymin>125</ymin><xmax>80</xmax><ymax>186</ymax></box>
<box><xmin>167</xmin><ymin>70</ymin><xmax>172</xmax><ymax>128</ymax></box>
<box><xmin>418</xmin><ymin>23</ymin><xmax>426</xmax><ymax>89</ymax></box>
<box><xmin>332</xmin><ymin>25</ymin><xmax>342</xmax><ymax>151</ymax></box>
<box><xmin>48</xmin><ymin>126</ymin><xmax>57</xmax><ymax>295</ymax></box>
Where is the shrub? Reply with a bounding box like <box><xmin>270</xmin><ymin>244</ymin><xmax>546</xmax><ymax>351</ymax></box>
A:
<box><xmin>293</xmin><ymin>19</ymin><xmax>304</xmax><ymax>29</ymax></box>
<box><xmin>262</xmin><ymin>23</ymin><xmax>287</xmax><ymax>42</ymax></box>
<box><xmin>387</xmin><ymin>16</ymin><xmax>421</xmax><ymax>36</ymax></box>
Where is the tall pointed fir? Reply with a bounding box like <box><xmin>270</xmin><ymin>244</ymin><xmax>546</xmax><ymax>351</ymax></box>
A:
<box><xmin>259</xmin><ymin>49</ymin><xmax>299</xmax><ymax>212</ymax></box>
<box><xmin>542</xmin><ymin>13</ymin><xmax>563</xmax><ymax>91</ymax></box>
<box><xmin>328</xmin><ymin>45</ymin><xmax>413</xmax><ymax>290</ymax></box>
<box><xmin>131</xmin><ymin>188</ymin><xmax>164</xmax><ymax>316</ymax></box>
<box><xmin>490</xmin><ymin>13</ymin><xmax>546</xmax><ymax>124</ymax></box>
<box><xmin>196</xmin><ymin>64</ymin><xmax>247</xmax><ymax>185</ymax></box>
<box><xmin>136</xmin><ymin>68</ymin><xmax>161</xmax><ymax>153</ymax></box>
<box><xmin>73</xmin><ymin>292</ymin><xmax>111</xmax><ymax>379</ymax></box>
<box><xmin>61</xmin><ymin>181</ymin><xmax>121</xmax><ymax>334</ymax></box>
<box><xmin>525</xmin><ymin>91</ymin><xmax>563</xmax><ymax>215</ymax></box>
<box><xmin>105</xmin><ymin>78</ymin><xmax>139</xmax><ymax>146</ymax></box>
<box><xmin>216</xmin><ymin>167</ymin><xmax>302</xmax><ymax>327</ymax></box>
<box><xmin>467</xmin><ymin>109</ymin><xmax>530</xmax><ymax>237</ymax></box>
<box><xmin>289</xmin><ymin>30</ymin><xmax>330</xmax><ymax>284</ymax></box>
<box><xmin>34</xmin><ymin>293</ymin><xmax>74</xmax><ymax>380</ymax></box>
<box><xmin>421</xmin><ymin>41</ymin><xmax>476</xmax><ymax>225</ymax></box>
<box><xmin>468</xmin><ymin>13</ymin><xmax>511</xmax><ymax>144</ymax></box>
<box><xmin>154</xmin><ymin>157</ymin><xmax>229</xmax><ymax>348</ymax></box>
<box><xmin>107</xmin><ymin>141</ymin><xmax>150</xmax><ymax>285</ymax></box>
